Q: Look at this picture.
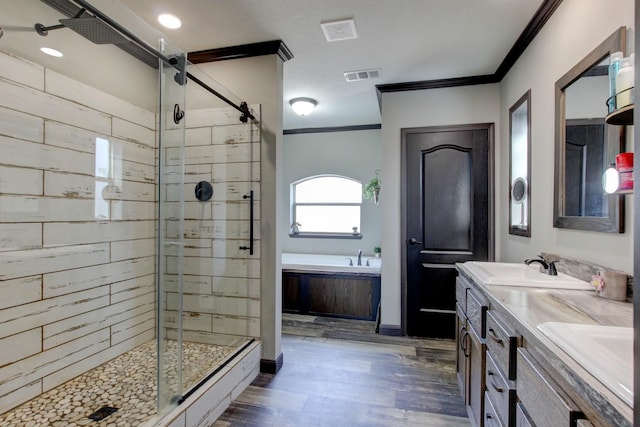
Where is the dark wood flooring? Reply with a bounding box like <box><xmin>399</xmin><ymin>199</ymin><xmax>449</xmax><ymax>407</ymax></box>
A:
<box><xmin>213</xmin><ymin>314</ymin><xmax>470</xmax><ymax>427</ymax></box>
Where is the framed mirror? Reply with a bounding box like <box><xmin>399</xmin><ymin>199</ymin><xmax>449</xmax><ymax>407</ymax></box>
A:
<box><xmin>553</xmin><ymin>27</ymin><xmax>626</xmax><ymax>233</ymax></box>
<box><xmin>509</xmin><ymin>91</ymin><xmax>531</xmax><ymax>236</ymax></box>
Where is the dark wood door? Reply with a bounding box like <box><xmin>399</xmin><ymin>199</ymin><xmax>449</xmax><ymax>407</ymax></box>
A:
<box><xmin>403</xmin><ymin>125</ymin><xmax>491</xmax><ymax>338</ymax></box>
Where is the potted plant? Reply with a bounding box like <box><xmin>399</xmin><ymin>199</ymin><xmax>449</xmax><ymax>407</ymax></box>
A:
<box><xmin>363</xmin><ymin>171</ymin><xmax>381</xmax><ymax>204</ymax></box>
<box><xmin>373</xmin><ymin>246</ymin><xmax>381</xmax><ymax>257</ymax></box>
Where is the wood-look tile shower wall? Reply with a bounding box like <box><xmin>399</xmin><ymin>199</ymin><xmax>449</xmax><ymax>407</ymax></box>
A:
<box><xmin>0</xmin><ymin>49</ymin><xmax>156</xmax><ymax>414</ymax></box>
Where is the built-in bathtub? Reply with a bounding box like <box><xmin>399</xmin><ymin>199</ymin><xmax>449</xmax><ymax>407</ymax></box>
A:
<box><xmin>281</xmin><ymin>253</ymin><xmax>381</xmax><ymax>321</ymax></box>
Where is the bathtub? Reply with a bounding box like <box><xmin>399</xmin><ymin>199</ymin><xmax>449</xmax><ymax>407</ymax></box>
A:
<box><xmin>281</xmin><ymin>252</ymin><xmax>381</xmax><ymax>321</ymax></box>
<box><xmin>281</xmin><ymin>252</ymin><xmax>382</xmax><ymax>274</ymax></box>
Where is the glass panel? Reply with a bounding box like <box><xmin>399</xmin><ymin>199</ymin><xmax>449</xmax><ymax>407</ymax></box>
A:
<box><xmin>157</xmin><ymin>41</ymin><xmax>187</xmax><ymax>415</ymax></box>
<box><xmin>175</xmin><ymin>61</ymin><xmax>258</xmax><ymax>396</ymax></box>
<box><xmin>296</xmin><ymin>205</ymin><xmax>361</xmax><ymax>233</ymax></box>
<box><xmin>295</xmin><ymin>176</ymin><xmax>362</xmax><ymax>203</ymax></box>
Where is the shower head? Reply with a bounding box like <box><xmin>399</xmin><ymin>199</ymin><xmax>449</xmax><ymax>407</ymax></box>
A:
<box><xmin>37</xmin><ymin>0</ymin><xmax>159</xmax><ymax>68</ymax></box>
<box><xmin>59</xmin><ymin>16</ymin><xmax>128</xmax><ymax>45</ymax></box>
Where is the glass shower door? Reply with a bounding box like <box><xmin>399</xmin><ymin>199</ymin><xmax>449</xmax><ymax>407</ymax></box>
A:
<box><xmin>157</xmin><ymin>42</ymin><xmax>187</xmax><ymax>416</ymax></box>
<box><xmin>157</xmin><ymin>49</ymin><xmax>260</xmax><ymax>418</ymax></box>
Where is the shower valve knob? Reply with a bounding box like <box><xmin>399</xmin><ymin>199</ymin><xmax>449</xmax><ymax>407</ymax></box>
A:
<box><xmin>195</xmin><ymin>181</ymin><xmax>213</xmax><ymax>201</ymax></box>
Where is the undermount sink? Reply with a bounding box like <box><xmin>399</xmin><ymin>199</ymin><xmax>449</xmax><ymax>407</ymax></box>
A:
<box><xmin>463</xmin><ymin>261</ymin><xmax>593</xmax><ymax>290</ymax></box>
<box><xmin>537</xmin><ymin>322</ymin><xmax>633</xmax><ymax>407</ymax></box>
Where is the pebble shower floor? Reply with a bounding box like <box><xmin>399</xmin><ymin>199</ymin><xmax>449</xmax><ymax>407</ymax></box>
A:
<box><xmin>0</xmin><ymin>341</ymin><xmax>237</xmax><ymax>426</ymax></box>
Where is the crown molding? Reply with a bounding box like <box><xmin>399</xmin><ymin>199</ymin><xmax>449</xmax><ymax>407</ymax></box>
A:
<box><xmin>376</xmin><ymin>0</ymin><xmax>564</xmax><ymax>95</ymax></box>
<box><xmin>376</xmin><ymin>74</ymin><xmax>499</xmax><ymax>93</ymax></box>
<box><xmin>283</xmin><ymin>124</ymin><xmax>381</xmax><ymax>135</ymax></box>
<box><xmin>188</xmin><ymin>40</ymin><xmax>293</xmax><ymax>64</ymax></box>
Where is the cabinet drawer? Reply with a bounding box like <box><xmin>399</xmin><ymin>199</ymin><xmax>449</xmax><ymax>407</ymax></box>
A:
<box><xmin>455</xmin><ymin>279</ymin><xmax>467</xmax><ymax>313</ymax></box>
<box><xmin>516</xmin><ymin>348</ymin><xmax>583</xmax><ymax>426</ymax></box>
<box><xmin>486</xmin><ymin>353</ymin><xmax>515</xmax><ymax>427</ymax></box>
<box><xmin>515</xmin><ymin>402</ymin><xmax>533</xmax><ymax>427</ymax></box>
<box><xmin>484</xmin><ymin>391</ymin><xmax>505</xmax><ymax>427</ymax></box>
<box><xmin>467</xmin><ymin>289</ymin><xmax>487</xmax><ymax>337</ymax></box>
<box><xmin>486</xmin><ymin>311</ymin><xmax>518</xmax><ymax>380</ymax></box>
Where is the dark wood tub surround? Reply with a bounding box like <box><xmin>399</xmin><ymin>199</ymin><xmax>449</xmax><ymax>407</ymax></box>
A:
<box><xmin>283</xmin><ymin>271</ymin><xmax>381</xmax><ymax>321</ymax></box>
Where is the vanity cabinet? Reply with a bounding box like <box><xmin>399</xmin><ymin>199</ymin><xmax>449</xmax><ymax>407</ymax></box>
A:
<box><xmin>456</xmin><ymin>277</ymin><xmax>487</xmax><ymax>427</ymax></box>
<box><xmin>455</xmin><ymin>264</ymin><xmax>622</xmax><ymax>426</ymax></box>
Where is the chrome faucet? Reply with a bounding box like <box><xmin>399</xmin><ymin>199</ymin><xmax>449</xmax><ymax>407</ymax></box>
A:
<box><xmin>524</xmin><ymin>255</ymin><xmax>557</xmax><ymax>276</ymax></box>
<box><xmin>357</xmin><ymin>249</ymin><xmax>362</xmax><ymax>266</ymax></box>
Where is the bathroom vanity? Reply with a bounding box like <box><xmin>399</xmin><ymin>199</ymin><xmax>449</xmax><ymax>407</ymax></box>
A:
<box><xmin>456</xmin><ymin>261</ymin><xmax>632</xmax><ymax>427</ymax></box>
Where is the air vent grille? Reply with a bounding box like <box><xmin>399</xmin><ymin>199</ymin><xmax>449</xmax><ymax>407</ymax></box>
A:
<box><xmin>321</xmin><ymin>19</ymin><xmax>357</xmax><ymax>42</ymax></box>
<box><xmin>344</xmin><ymin>69</ymin><xmax>381</xmax><ymax>82</ymax></box>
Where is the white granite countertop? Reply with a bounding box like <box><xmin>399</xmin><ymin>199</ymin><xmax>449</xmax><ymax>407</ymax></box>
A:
<box><xmin>456</xmin><ymin>263</ymin><xmax>633</xmax><ymax>426</ymax></box>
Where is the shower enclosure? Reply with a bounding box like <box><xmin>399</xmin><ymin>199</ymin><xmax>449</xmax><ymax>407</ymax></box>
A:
<box><xmin>0</xmin><ymin>0</ymin><xmax>260</xmax><ymax>424</ymax></box>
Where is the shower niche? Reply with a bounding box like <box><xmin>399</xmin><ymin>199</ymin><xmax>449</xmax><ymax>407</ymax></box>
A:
<box><xmin>0</xmin><ymin>1</ymin><xmax>261</xmax><ymax>425</ymax></box>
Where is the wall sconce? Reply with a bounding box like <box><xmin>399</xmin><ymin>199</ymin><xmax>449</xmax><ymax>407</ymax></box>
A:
<box><xmin>290</xmin><ymin>97</ymin><xmax>317</xmax><ymax>116</ymax></box>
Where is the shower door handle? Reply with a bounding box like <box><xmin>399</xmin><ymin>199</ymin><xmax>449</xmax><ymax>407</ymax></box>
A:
<box><xmin>239</xmin><ymin>190</ymin><xmax>254</xmax><ymax>255</ymax></box>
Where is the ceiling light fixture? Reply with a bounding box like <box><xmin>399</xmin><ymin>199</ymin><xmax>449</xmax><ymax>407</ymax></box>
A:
<box><xmin>158</xmin><ymin>14</ymin><xmax>182</xmax><ymax>29</ymax></box>
<box><xmin>290</xmin><ymin>98</ymin><xmax>317</xmax><ymax>116</ymax></box>
<box><xmin>40</xmin><ymin>47</ymin><xmax>63</xmax><ymax>57</ymax></box>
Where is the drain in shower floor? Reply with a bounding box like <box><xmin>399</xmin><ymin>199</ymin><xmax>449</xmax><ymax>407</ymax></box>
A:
<box><xmin>88</xmin><ymin>406</ymin><xmax>118</xmax><ymax>421</ymax></box>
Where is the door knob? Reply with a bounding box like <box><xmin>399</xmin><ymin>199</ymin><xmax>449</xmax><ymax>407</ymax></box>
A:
<box><xmin>408</xmin><ymin>237</ymin><xmax>423</xmax><ymax>246</ymax></box>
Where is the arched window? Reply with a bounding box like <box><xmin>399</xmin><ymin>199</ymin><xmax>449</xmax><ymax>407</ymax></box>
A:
<box><xmin>291</xmin><ymin>175</ymin><xmax>362</xmax><ymax>235</ymax></box>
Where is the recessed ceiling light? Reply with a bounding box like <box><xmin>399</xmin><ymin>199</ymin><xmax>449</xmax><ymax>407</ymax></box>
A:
<box><xmin>40</xmin><ymin>47</ymin><xmax>63</xmax><ymax>57</ymax></box>
<box><xmin>158</xmin><ymin>14</ymin><xmax>181</xmax><ymax>29</ymax></box>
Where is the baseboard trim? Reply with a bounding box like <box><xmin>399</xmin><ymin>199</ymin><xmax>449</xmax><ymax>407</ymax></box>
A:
<box><xmin>260</xmin><ymin>352</ymin><xmax>284</xmax><ymax>374</ymax></box>
<box><xmin>378</xmin><ymin>324</ymin><xmax>402</xmax><ymax>336</ymax></box>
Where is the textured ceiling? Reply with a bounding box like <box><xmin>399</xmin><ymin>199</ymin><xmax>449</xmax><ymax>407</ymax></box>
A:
<box><xmin>2</xmin><ymin>0</ymin><xmax>546</xmax><ymax>129</ymax></box>
<box><xmin>120</xmin><ymin>0</ymin><xmax>545</xmax><ymax>130</ymax></box>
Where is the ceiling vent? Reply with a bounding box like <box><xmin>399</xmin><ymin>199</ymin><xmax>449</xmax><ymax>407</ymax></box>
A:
<box><xmin>344</xmin><ymin>68</ymin><xmax>381</xmax><ymax>82</ymax></box>
<box><xmin>321</xmin><ymin>19</ymin><xmax>357</xmax><ymax>42</ymax></box>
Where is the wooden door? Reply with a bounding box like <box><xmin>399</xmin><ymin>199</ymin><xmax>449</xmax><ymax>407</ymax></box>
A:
<box><xmin>402</xmin><ymin>124</ymin><xmax>492</xmax><ymax>338</ymax></box>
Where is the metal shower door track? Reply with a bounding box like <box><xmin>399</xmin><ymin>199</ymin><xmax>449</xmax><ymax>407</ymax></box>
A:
<box><xmin>39</xmin><ymin>0</ymin><xmax>255</xmax><ymax>122</ymax></box>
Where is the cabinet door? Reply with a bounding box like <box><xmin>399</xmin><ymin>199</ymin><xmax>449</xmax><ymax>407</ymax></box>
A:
<box><xmin>517</xmin><ymin>349</ymin><xmax>583</xmax><ymax>426</ymax></box>
<box><xmin>467</xmin><ymin>323</ymin><xmax>486</xmax><ymax>427</ymax></box>
<box><xmin>456</xmin><ymin>307</ymin><xmax>467</xmax><ymax>396</ymax></box>
<box><xmin>515</xmin><ymin>402</ymin><xmax>534</xmax><ymax>427</ymax></box>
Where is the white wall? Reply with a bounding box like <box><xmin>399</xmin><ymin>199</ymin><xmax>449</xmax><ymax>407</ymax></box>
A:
<box><xmin>380</xmin><ymin>84</ymin><xmax>501</xmax><ymax>329</ymax></box>
<box><xmin>282</xmin><ymin>129</ymin><xmax>382</xmax><ymax>256</ymax></box>
<box><xmin>499</xmin><ymin>0</ymin><xmax>634</xmax><ymax>272</ymax></box>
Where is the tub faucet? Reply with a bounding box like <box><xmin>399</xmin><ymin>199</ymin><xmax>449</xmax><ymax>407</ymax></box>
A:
<box><xmin>357</xmin><ymin>249</ymin><xmax>362</xmax><ymax>266</ymax></box>
<box><xmin>524</xmin><ymin>255</ymin><xmax>557</xmax><ymax>276</ymax></box>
